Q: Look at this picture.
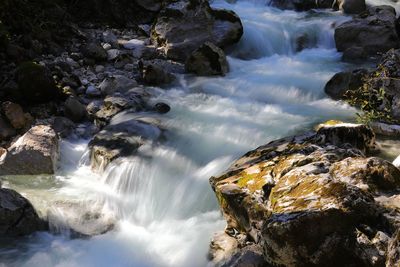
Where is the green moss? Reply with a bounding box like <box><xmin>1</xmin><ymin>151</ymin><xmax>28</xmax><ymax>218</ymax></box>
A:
<box><xmin>236</xmin><ymin>168</ymin><xmax>269</xmax><ymax>192</ymax></box>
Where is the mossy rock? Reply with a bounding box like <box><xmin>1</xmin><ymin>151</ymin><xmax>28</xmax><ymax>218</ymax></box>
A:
<box><xmin>16</xmin><ymin>61</ymin><xmax>61</xmax><ymax>103</ymax></box>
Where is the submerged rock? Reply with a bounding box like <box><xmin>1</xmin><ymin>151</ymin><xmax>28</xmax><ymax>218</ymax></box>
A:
<box><xmin>151</xmin><ymin>0</ymin><xmax>243</xmax><ymax>61</ymax></box>
<box><xmin>89</xmin><ymin>115</ymin><xmax>163</xmax><ymax>171</ymax></box>
<box><xmin>334</xmin><ymin>6</ymin><xmax>400</xmax><ymax>60</ymax></box>
<box><xmin>0</xmin><ymin>188</ymin><xmax>47</xmax><ymax>236</ymax></box>
<box><xmin>185</xmin><ymin>42</ymin><xmax>229</xmax><ymax>76</ymax></box>
<box><xmin>210</xmin><ymin>122</ymin><xmax>400</xmax><ymax>266</ymax></box>
<box><xmin>0</xmin><ymin>125</ymin><xmax>59</xmax><ymax>175</ymax></box>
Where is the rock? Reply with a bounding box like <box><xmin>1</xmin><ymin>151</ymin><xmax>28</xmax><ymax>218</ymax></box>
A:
<box><xmin>52</xmin><ymin>116</ymin><xmax>75</xmax><ymax>138</ymax></box>
<box><xmin>82</xmin><ymin>43</ymin><xmax>108</xmax><ymax>62</ymax></box>
<box><xmin>387</xmin><ymin>230</ymin><xmax>400</xmax><ymax>266</ymax></box>
<box><xmin>0</xmin><ymin>117</ymin><xmax>16</xmax><ymax>140</ymax></box>
<box><xmin>48</xmin><ymin>200</ymin><xmax>114</xmax><ymax>237</ymax></box>
<box><xmin>185</xmin><ymin>42</ymin><xmax>229</xmax><ymax>76</ymax></box>
<box><xmin>154</xmin><ymin>102</ymin><xmax>171</xmax><ymax>114</ymax></box>
<box><xmin>0</xmin><ymin>188</ymin><xmax>46</xmax><ymax>236</ymax></box>
<box><xmin>98</xmin><ymin>76</ymin><xmax>137</xmax><ymax>95</ymax></box>
<box><xmin>95</xmin><ymin>65</ymin><xmax>105</xmax><ymax>73</ymax></box>
<box><xmin>107</xmin><ymin>49</ymin><xmax>120</xmax><ymax>61</ymax></box>
<box><xmin>64</xmin><ymin>97</ymin><xmax>87</xmax><ymax>122</ymax></box>
<box><xmin>335</xmin><ymin>6</ymin><xmax>400</xmax><ymax>59</ymax></box>
<box><xmin>270</xmin><ymin>0</ymin><xmax>334</xmax><ymax>11</ymax></box>
<box><xmin>151</xmin><ymin>0</ymin><xmax>243</xmax><ymax>61</ymax></box>
<box><xmin>16</xmin><ymin>62</ymin><xmax>61</xmax><ymax>103</ymax></box>
<box><xmin>209</xmin><ymin>231</ymin><xmax>268</xmax><ymax>267</ymax></box>
<box><xmin>122</xmin><ymin>39</ymin><xmax>146</xmax><ymax>57</ymax></box>
<box><xmin>86</xmin><ymin>85</ymin><xmax>101</xmax><ymax>97</ymax></box>
<box><xmin>210</xmin><ymin>122</ymin><xmax>400</xmax><ymax>266</ymax></box>
<box><xmin>102</xmin><ymin>30</ymin><xmax>118</xmax><ymax>48</ymax></box>
<box><xmin>343</xmin><ymin>49</ymin><xmax>400</xmax><ymax>124</ymax></box>
<box><xmin>95</xmin><ymin>93</ymin><xmax>143</xmax><ymax>125</ymax></box>
<box><xmin>336</xmin><ymin>0</ymin><xmax>366</xmax><ymax>14</ymax></box>
<box><xmin>0</xmin><ymin>125</ymin><xmax>59</xmax><ymax>175</ymax></box>
<box><xmin>324</xmin><ymin>69</ymin><xmax>368</xmax><ymax>100</ymax></box>
<box><xmin>138</xmin><ymin>61</ymin><xmax>175</xmax><ymax>86</ymax></box>
<box><xmin>89</xmin><ymin>115</ymin><xmax>163</xmax><ymax>171</ymax></box>
<box><xmin>2</xmin><ymin>101</ymin><xmax>30</xmax><ymax>129</ymax></box>
<box><xmin>371</xmin><ymin>122</ymin><xmax>400</xmax><ymax>137</ymax></box>
<box><xmin>342</xmin><ymin>46</ymin><xmax>368</xmax><ymax>62</ymax></box>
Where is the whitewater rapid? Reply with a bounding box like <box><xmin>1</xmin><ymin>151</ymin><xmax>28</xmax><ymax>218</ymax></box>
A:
<box><xmin>0</xmin><ymin>0</ymin><xmax>370</xmax><ymax>266</ymax></box>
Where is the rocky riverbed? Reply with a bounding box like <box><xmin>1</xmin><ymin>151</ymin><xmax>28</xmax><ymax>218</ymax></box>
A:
<box><xmin>0</xmin><ymin>0</ymin><xmax>400</xmax><ymax>266</ymax></box>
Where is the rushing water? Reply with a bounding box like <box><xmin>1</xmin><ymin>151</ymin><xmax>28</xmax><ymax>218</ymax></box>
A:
<box><xmin>0</xmin><ymin>0</ymin><xmax>384</xmax><ymax>266</ymax></box>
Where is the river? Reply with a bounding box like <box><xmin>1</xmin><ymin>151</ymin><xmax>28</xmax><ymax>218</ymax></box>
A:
<box><xmin>0</xmin><ymin>0</ymin><xmax>382</xmax><ymax>266</ymax></box>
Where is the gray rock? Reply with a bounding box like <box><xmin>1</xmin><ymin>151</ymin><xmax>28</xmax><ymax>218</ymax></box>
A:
<box><xmin>107</xmin><ymin>49</ymin><xmax>120</xmax><ymax>61</ymax></box>
<box><xmin>0</xmin><ymin>188</ymin><xmax>47</xmax><ymax>236</ymax></box>
<box><xmin>151</xmin><ymin>0</ymin><xmax>243</xmax><ymax>61</ymax></box>
<box><xmin>98</xmin><ymin>76</ymin><xmax>138</xmax><ymax>95</ymax></box>
<box><xmin>0</xmin><ymin>125</ymin><xmax>59</xmax><ymax>175</ymax></box>
<box><xmin>89</xmin><ymin>115</ymin><xmax>163</xmax><ymax>171</ymax></box>
<box><xmin>335</xmin><ymin>6</ymin><xmax>400</xmax><ymax>59</ymax></box>
<box><xmin>52</xmin><ymin>116</ymin><xmax>75</xmax><ymax>138</ymax></box>
<box><xmin>86</xmin><ymin>85</ymin><xmax>101</xmax><ymax>97</ymax></box>
<box><xmin>2</xmin><ymin>101</ymin><xmax>30</xmax><ymax>130</ymax></box>
<box><xmin>83</xmin><ymin>43</ymin><xmax>108</xmax><ymax>62</ymax></box>
<box><xmin>324</xmin><ymin>69</ymin><xmax>368</xmax><ymax>100</ymax></box>
<box><xmin>185</xmin><ymin>42</ymin><xmax>229</xmax><ymax>76</ymax></box>
<box><xmin>139</xmin><ymin>61</ymin><xmax>175</xmax><ymax>86</ymax></box>
<box><xmin>64</xmin><ymin>97</ymin><xmax>87</xmax><ymax>122</ymax></box>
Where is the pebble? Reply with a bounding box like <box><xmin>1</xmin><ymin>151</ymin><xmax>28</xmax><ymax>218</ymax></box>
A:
<box><xmin>95</xmin><ymin>65</ymin><xmax>105</xmax><ymax>73</ymax></box>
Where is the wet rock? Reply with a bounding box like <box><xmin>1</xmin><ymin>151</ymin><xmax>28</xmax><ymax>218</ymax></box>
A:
<box><xmin>210</xmin><ymin>122</ymin><xmax>399</xmax><ymax>267</ymax></box>
<box><xmin>98</xmin><ymin>76</ymin><xmax>137</xmax><ymax>95</ymax></box>
<box><xmin>2</xmin><ymin>101</ymin><xmax>30</xmax><ymax>129</ymax></box>
<box><xmin>0</xmin><ymin>125</ymin><xmax>59</xmax><ymax>175</ymax></box>
<box><xmin>82</xmin><ymin>43</ymin><xmax>108</xmax><ymax>62</ymax></box>
<box><xmin>336</xmin><ymin>0</ymin><xmax>366</xmax><ymax>14</ymax></box>
<box><xmin>89</xmin><ymin>115</ymin><xmax>163</xmax><ymax>171</ymax></box>
<box><xmin>371</xmin><ymin>122</ymin><xmax>400</xmax><ymax>137</ymax></box>
<box><xmin>0</xmin><ymin>188</ymin><xmax>47</xmax><ymax>236</ymax></box>
<box><xmin>48</xmin><ymin>200</ymin><xmax>114</xmax><ymax>237</ymax></box>
<box><xmin>107</xmin><ymin>49</ymin><xmax>120</xmax><ymax>61</ymax></box>
<box><xmin>154</xmin><ymin>102</ymin><xmax>170</xmax><ymax>114</ymax></box>
<box><xmin>270</xmin><ymin>0</ymin><xmax>333</xmax><ymax>11</ymax></box>
<box><xmin>335</xmin><ymin>6</ymin><xmax>400</xmax><ymax>59</ymax></box>
<box><xmin>151</xmin><ymin>0</ymin><xmax>243</xmax><ymax>61</ymax></box>
<box><xmin>64</xmin><ymin>97</ymin><xmax>87</xmax><ymax>122</ymax></box>
<box><xmin>16</xmin><ymin>62</ymin><xmax>61</xmax><ymax>103</ymax></box>
<box><xmin>324</xmin><ymin>69</ymin><xmax>368</xmax><ymax>100</ymax></box>
<box><xmin>185</xmin><ymin>42</ymin><xmax>229</xmax><ymax>76</ymax></box>
<box><xmin>139</xmin><ymin>61</ymin><xmax>175</xmax><ymax>86</ymax></box>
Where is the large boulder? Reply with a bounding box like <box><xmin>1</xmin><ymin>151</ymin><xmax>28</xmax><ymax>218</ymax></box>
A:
<box><xmin>0</xmin><ymin>125</ymin><xmax>59</xmax><ymax>175</ymax></box>
<box><xmin>89</xmin><ymin>114</ymin><xmax>163</xmax><ymax>171</ymax></box>
<box><xmin>210</xmin><ymin>122</ymin><xmax>400</xmax><ymax>266</ymax></box>
<box><xmin>185</xmin><ymin>42</ymin><xmax>229</xmax><ymax>76</ymax></box>
<box><xmin>324</xmin><ymin>69</ymin><xmax>368</xmax><ymax>100</ymax></box>
<box><xmin>0</xmin><ymin>188</ymin><xmax>47</xmax><ymax>236</ymax></box>
<box><xmin>334</xmin><ymin>6</ymin><xmax>400</xmax><ymax>60</ymax></box>
<box><xmin>151</xmin><ymin>0</ymin><xmax>243</xmax><ymax>61</ymax></box>
<box><xmin>16</xmin><ymin>62</ymin><xmax>61</xmax><ymax>104</ymax></box>
<box><xmin>269</xmin><ymin>0</ymin><xmax>333</xmax><ymax>11</ymax></box>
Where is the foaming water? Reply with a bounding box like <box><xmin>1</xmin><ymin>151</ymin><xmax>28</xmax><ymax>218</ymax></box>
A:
<box><xmin>0</xmin><ymin>1</ymin><xmax>359</xmax><ymax>266</ymax></box>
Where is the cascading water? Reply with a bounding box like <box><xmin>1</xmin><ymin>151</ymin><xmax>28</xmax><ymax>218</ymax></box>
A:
<box><xmin>0</xmin><ymin>0</ymin><xmax>370</xmax><ymax>266</ymax></box>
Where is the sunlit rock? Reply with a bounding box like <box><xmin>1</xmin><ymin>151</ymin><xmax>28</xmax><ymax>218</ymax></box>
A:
<box><xmin>210</xmin><ymin>122</ymin><xmax>400</xmax><ymax>266</ymax></box>
<box><xmin>0</xmin><ymin>125</ymin><xmax>59</xmax><ymax>175</ymax></box>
